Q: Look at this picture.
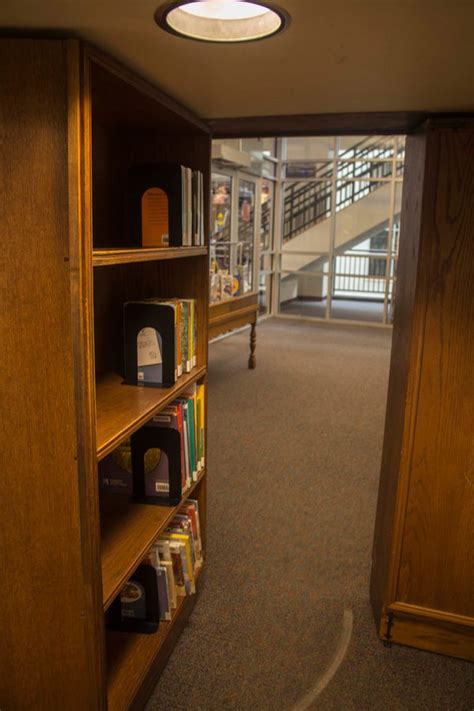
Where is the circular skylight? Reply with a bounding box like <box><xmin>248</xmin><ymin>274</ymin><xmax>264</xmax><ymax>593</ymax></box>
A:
<box><xmin>155</xmin><ymin>1</ymin><xmax>289</xmax><ymax>43</ymax></box>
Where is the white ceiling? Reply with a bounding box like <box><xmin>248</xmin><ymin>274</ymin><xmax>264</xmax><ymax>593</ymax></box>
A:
<box><xmin>1</xmin><ymin>0</ymin><xmax>474</xmax><ymax>119</ymax></box>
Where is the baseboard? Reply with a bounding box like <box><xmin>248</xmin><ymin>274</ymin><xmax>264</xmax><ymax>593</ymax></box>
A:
<box><xmin>381</xmin><ymin>603</ymin><xmax>474</xmax><ymax>661</ymax></box>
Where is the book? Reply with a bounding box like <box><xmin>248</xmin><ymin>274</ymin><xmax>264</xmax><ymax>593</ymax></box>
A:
<box><xmin>168</xmin><ymin>540</ymin><xmax>186</xmax><ymax>597</ymax></box>
<box><xmin>180</xmin><ymin>501</ymin><xmax>203</xmax><ymax>564</ymax></box>
<box><xmin>124</xmin><ymin>300</ymin><xmax>177</xmax><ymax>387</ymax></box>
<box><xmin>142</xmin><ymin>549</ymin><xmax>171</xmax><ymax>621</ymax></box>
<box><xmin>166</xmin><ymin>532</ymin><xmax>195</xmax><ymax>594</ymax></box>
<box><xmin>168</xmin><ymin>515</ymin><xmax>196</xmax><ymax>569</ymax></box>
<box><xmin>128</xmin><ymin>163</ymin><xmax>204</xmax><ymax>248</ymax></box>
<box><xmin>98</xmin><ymin>441</ymin><xmax>133</xmax><ymax>494</ymax></box>
<box><xmin>152</xmin><ymin>404</ymin><xmax>187</xmax><ymax>494</ymax></box>
<box><xmin>159</xmin><ymin>558</ymin><xmax>177</xmax><ymax>610</ymax></box>
<box><xmin>196</xmin><ymin>383</ymin><xmax>205</xmax><ymax>468</ymax></box>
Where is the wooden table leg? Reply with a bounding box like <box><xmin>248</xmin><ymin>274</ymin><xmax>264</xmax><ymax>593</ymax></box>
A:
<box><xmin>248</xmin><ymin>321</ymin><xmax>256</xmax><ymax>369</ymax></box>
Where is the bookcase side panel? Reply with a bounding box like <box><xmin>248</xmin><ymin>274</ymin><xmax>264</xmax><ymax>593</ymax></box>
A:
<box><xmin>0</xmin><ymin>39</ymin><xmax>104</xmax><ymax>708</ymax></box>
<box><xmin>395</xmin><ymin>125</ymin><xmax>474</xmax><ymax>619</ymax></box>
<box><xmin>369</xmin><ymin>130</ymin><xmax>427</xmax><ymax>625</ymax></box>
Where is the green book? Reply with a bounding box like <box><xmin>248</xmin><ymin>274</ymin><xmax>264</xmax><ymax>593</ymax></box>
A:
<box><xmin>186</xmin><ymin>397</ymin><xmax>197</xmax><ymax>480</ymax></box>
<box><xmin>180</xmin><ymin>300</ymin><xmax>190</xmax><ymax>372</ymax></box>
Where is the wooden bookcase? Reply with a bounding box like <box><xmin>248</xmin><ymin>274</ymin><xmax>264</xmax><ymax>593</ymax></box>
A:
<box><xmin>1</xmin><ymin>38</ymin><xmax>210</xmax><ymax>709</ymax></box>
<box><xmin>370</xmin><ymin>119</ymin><xmax>474</xmax><ymax>661</ymax></box>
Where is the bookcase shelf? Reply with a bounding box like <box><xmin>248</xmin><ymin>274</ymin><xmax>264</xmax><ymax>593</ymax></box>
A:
<box><xmin>96</xmin><ymin>366</ymin><xmax>207</xmax><ymax>461</ymax></box>
<box><xmin>93</xmin><ymin>246</ymin><xmax>208</xmax><ymax>267</ymax></box>
<box><xmin>0</xmin><ymin>38</ymin><xmax>211</xmax><ymax>708</ymax></box>
<box><xmin>101</xmin><ymin>471</ymin><xmax>205</xmax><ymax>610</ymax></box>
<box><xmin>106</xmin><ymin>568</ymin><xmax>202</xmax><ymax>711</ymax></box>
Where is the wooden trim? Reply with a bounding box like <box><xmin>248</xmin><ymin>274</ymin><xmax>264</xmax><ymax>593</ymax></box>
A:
<box><xmin>385</xmin><ymin>605</ymin><xmax>474</xmax><ymax>661</ymax></box>
<box><xmin>66</xmin><ymin>39</ymin><xmax>107</xmax><ymax>705</ymax></box>
<box><xmin>207</xmin><ymin>112</ymin><xmax>427</xmax><ymax>138</ymax></box>
<box><xmin>209</xmin><ymin>304</ymin><xmax>258</xmax><ymax>329</ymax></box>
<box><xmin>84</xmin><ymin>43</ymin><xmax>210</xmax><ymax>134</ymax></box>
<box><xmin>370</xmin><ymin>128</ymin><xmax>428</xmax><ymax>621</ymax></box>
<box><xmin>92</xmin><ymin>246</ymin><xmax>208</xmax><ymax>267</ymax></box>
<box><xmin>96</xmin><ymin>366</ymin><xmax>207</xmax><ymax>461</ymax></box>
<box><xmin>389</xmin><ymin>602</ymin><xmax>474</xmax><ymax>629</ymax></box>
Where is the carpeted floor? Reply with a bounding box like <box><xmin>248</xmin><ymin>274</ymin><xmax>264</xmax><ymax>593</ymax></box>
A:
<box><xmin>146</xmin><ymin>318</ymin><xmax>474</xmax><ymax>711</ymax></box>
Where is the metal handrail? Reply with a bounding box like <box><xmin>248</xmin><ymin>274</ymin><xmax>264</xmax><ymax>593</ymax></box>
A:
<box><xmin>283</xmin><ymin>137</ymin><xmax>401</xmax><ymax>242</ymax></box>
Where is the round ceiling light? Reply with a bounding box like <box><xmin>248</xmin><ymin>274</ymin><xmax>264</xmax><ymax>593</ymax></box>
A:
<box><xmin>155</xmin><ymin>1</ymin><xmax>289</xmax><ymax>43</ymax></box>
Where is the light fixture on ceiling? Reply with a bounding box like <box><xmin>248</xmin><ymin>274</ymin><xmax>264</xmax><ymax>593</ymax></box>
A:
<box><xmin>155</xmin><ymin>1</ymin><xmax>289</xmax><ymax>43</ymax></box>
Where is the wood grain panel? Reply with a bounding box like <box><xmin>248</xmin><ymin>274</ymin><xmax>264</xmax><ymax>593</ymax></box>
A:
<box><xmin>370</xmin><ymin>132</ymin><xmax>427</xmax><ymax>621</ymax></box>
<box><xmin>93</xmin><ymin>246</ymin><xmax>207</xmax><ymax>266</ymax></box>
<box><xmin>371</xmin><ymin>119</ymin><xmax>474</xmax><ymax>660</ymax></box>
<box><xmin>388</xmin><ymin>606</ymin><xmax>474</xmax><ymax>661</ymax></box>
<box><xmin>396</xmin><ymin>126</ymin><xmax>474</xmax><ymax>616</ymax></box>
<box><xmin>0</xmin><ymin>39</ymin><xmax>104</xmax><ymax>709</ymax></box>
<box><xmin>208</xmin><ymin>111</ymin><xmax>426</xmax><ymax>138</ymax></box>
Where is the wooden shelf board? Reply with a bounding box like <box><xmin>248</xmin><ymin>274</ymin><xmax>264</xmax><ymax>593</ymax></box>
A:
<box><xmin>101</xmin><ymin>471</ymin><xmax>205</xmax><ymax>610</ymax></box>
<box><xmin>96</xmin><ymin>366</ymin><xmax>207</xmax><ymax>461</ymax></box>
<box><xmin>106</xmin><ymin>569</ymin><xmax>202</xmax><ymax>711</ymax></box>
<box><xmin>93</xmin><ymin>246</ymin><xmax>208</xmax><ymax>266</ymax></box>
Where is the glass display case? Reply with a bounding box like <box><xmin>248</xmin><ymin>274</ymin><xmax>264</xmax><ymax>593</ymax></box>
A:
<box><xmin>209</xmin><ymin>168</ymin><xmax>261</xmax><ymax>368</ymax></box>
<box><xmin>210</xmin><ymin>171</ymin><xmax>258</xmax><ymax>304</ymax></box>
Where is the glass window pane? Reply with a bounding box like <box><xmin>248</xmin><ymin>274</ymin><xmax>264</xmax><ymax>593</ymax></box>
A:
<box><xmin>283</xmin><ymin>180</ymin><xmax>332</xmax><ymax>249</ymax></box>
<box><xmin>284</xmin><ymin>161</ymin><xmax>332</xmax><ymax>179</ymax></box>
<box><xmin>260</xmin><ymin>253</ymin><xmax>273</xmax><ymax>272</ymax></box>
<box><xmin>210</xmin><ymin>173</ymin><xmax>232</xmax><ymax>241</ymax></box>
<box><xmin>242</xmin><ymin>137</ymin><xmax>276</xmax><ymax>157</ymax></box>
<box><xmin>237</xmin><ymin>179</ymin><xmax>256</xmax><ymax>292</ymax></box>
<box><xmin>260</xmin><ymin>178</ymin><xmax>274</xmax><ymax>251</ymax></box>
<box><xmin>335</xmin><ymin>179</ymin><xmax>387</xmax><ymax>212</ymax></box>
<box><xmin>286</xmin><ymin>136</ymin><xmax>334</xmax><ymax>160</ymax></box>
<box><xmin>337</xmin><ymin>160</ymin><xmax>393</xmax><ymax>180</ymax></box>
<box><xmin>259</xmin><ymin>272</ymin><xmax>272</xmax><ymax>316</ymax></box>
<box><xmin>338</xmin><ymin>136</ymin><xmax>394</xmax><ymax>159</ymax></box>
<box><xmin>281</xmin><ymin>251</ymin><xmax>329</xmax><ymax>273</ymax></box>
<box><xmin>262</xmin><ymin>159</ymin><xmax>276</xmax><ymax>178</ymax></box>
<box><xmin>329</xmin><ymin>294</ymin><xmax>384</xmax><ymax>323</ymax></box>
<box><xmin>279</xmin><ymin>271</ymin><xmax>328</xmax><ymax>317</ymax></box>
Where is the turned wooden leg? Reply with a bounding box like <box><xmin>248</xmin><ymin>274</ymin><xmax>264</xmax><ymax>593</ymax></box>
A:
<box><xmin>248</xmin><ymin>321</ymin><xmax>256</xmax><ymax>369</ymax></box>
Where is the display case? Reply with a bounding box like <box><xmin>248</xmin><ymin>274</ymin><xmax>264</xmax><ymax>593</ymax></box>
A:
<box><xmin>209</xmin><ymin>170</ymin><xmax>259</xmax><ymax>367</ymax></box>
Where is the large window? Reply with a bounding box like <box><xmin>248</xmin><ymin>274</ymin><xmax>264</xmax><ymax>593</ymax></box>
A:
<box><xmin>279</xmin><ymin>135</ymin><xmax>404</xmax><ymax>325</ymax></box>
<box><xmin>210</xmin><ymin>135</ymin><xmax>404</xmax><ymax>325</ymax></box>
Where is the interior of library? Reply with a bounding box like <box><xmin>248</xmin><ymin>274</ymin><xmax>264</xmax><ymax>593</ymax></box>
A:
<box><xmin>1</xmin><ymin>1</ymin><xmax>474</xmax><ymax>710</ymax></box>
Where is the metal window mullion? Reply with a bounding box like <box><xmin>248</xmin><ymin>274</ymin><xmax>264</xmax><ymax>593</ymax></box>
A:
<box><xmin>326</xmin><ymin>137</ymin><xmax>338</xmax><ymax>319</ymax></box>
<box><xmin>272</xmin><ymin>137</ymin><xmax>284</xmax><ymax>316</ymax></box>
<box><xmin>383</xmin><ymin>136</ymin><xmax>398</xmax><ymax>324</ymax></box>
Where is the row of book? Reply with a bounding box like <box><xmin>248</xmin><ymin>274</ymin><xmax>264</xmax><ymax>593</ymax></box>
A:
<box><xmin>99</xmin><ymin>383</ymin><xmax>205</xmax><ymax>505</ymax></box>
<box><xmin>124</xmin><ymin>297</ymin><xmax>197</xmax><ymax>387</ymax></box>
<box><xmin>130</xmin><ymin>164</ymin><xmax>205</xmax><ymax>248</ymax></box>
<box><xmin>108</xmin><ymin>499</ymin><xmax>202</xmax><ymax>633</ymax></box>
<box><xmin>210</xmin><ymin>271</ymin><xmax>236</xmax><ymax>303</ymax></box>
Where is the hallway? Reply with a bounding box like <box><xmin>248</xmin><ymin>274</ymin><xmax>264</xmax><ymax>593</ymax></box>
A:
<box><xmin>147</xmin><ymin>319</ymin><xmax>473</xmax><ymax>710</ymax></box>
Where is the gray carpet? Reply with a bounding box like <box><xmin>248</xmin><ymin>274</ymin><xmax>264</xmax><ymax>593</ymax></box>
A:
<box><xmin>146</xmin><ymin>319</ymin><xmax>474</xmax><ymax>711</ymax></box>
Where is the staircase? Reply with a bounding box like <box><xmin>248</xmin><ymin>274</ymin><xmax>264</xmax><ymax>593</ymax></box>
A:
<box><xmin>282</xmin><ymin>136</ymin><xmax>401</xmax><ymax>273</ymax></box>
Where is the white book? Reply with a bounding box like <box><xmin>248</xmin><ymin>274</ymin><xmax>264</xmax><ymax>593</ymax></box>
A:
<box><xmin>161</xmin><ymin>559</ymin><xmax>177</xmax><ymax>609</ymax></box>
